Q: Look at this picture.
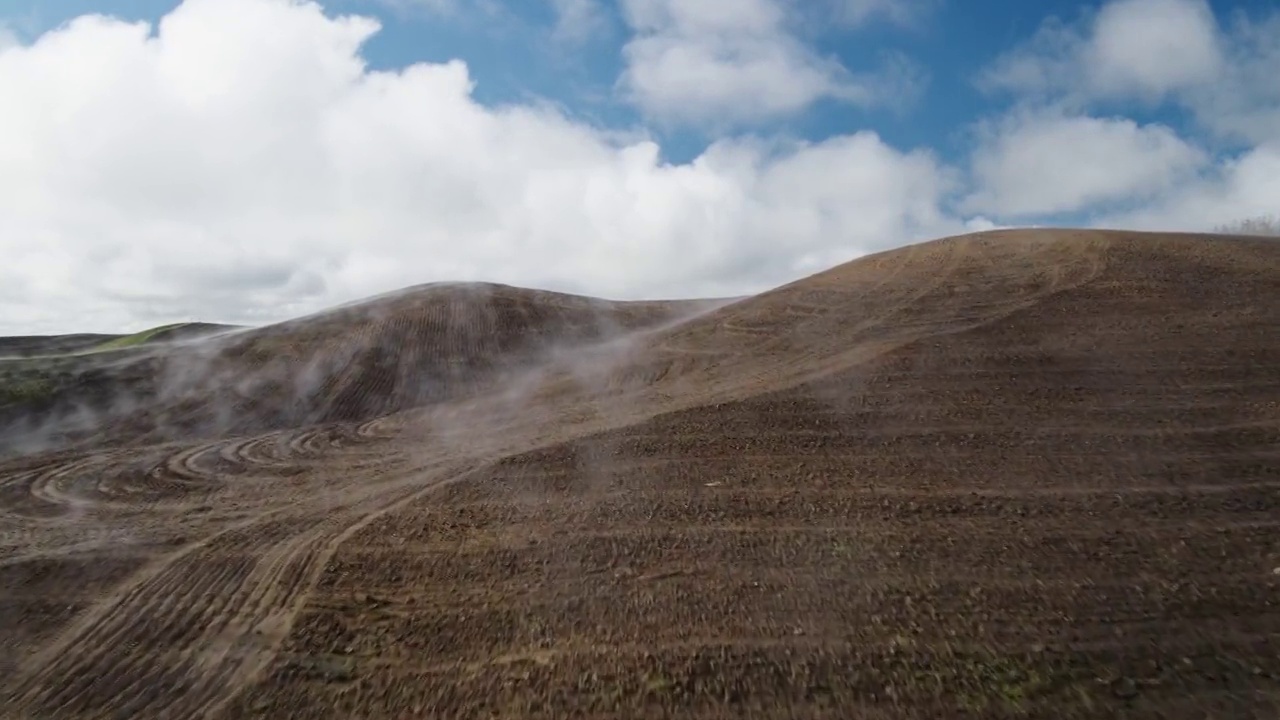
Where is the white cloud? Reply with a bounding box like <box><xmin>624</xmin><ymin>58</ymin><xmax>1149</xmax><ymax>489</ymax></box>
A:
<box><xmin>980</xmin><ymin>0</ymin><xmax>1223</xmax><ymax>102</ymax></box>
<box><xmin>549</xmin><ymin>0</ymin><xmax>607</xmax><ymax>44</ymax></box>
<box><xmin>962</xmin><ymin>216</ymin><xmax>1005</xmax><ymax>233</ymax></box>
<box><xmin>964</xmin><ymin>112</ymin><xmax>1207</xmax><ymax>217</ymax></box>
<box><xmin>0</xmin><ymin>0</ymin><xmax>961</xmax><ymax>335</ymax></box>
<box><xmin>1084</xmin><ymin>0</ymin><xmax>1222</xmax><ymax>100</ymax></box>
<box><xmin>1187</xmin><ymin>11</ymin><xmax>1280</xmax><ymax>145</ymax></box>
<box><xmin>616</xmin><ymin>0</ymin><xmax>919</xmax><ymax>126</ymax></box>
<box><xmin>978</xmin><ymin>0</ymin><xmax>1280</xmax><ymax>147</ymax></box>
<box><xmin>971</xmin><ymin>0</ymin><xmax>1280</xmax><ymax>227</ymax></box>
<box><xmin>1099</xmin><ymin>142</ymin><xmax>1280</xmax><ymax>231</ymax></box>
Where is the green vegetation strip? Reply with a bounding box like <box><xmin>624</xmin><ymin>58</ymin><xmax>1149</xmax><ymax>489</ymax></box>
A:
<box><xmin>90</xmin><ymin>323</ymin><xmax>190</xmax><ymax>352</ymax></box>
<box><xmin>0</xmin><ymin>376</ymin><xmax>54</xmax><ymax>405</ymax></box>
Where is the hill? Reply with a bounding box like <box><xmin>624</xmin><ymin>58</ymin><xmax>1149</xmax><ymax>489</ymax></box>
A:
<box><xmin>0</xmin><ymin>285</ymin><xmax>721</xmax><ymax>454</ymax></box>
<box><xmin>0</xmin><ymin>322</ymin><xmax>237</xmax><ymax>359</ymax></box>
<box><xmin>0</xmin><ymin>334</ymin><xmax>121</xmax><ymax>359</ymax></box>
<box><xmin>1</xmin><ymin>229</ymin><xmax>1279</xmax><ymax>719</ymax></box>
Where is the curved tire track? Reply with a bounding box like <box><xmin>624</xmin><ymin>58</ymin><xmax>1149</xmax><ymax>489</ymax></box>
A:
<box><xmin>1</xmin><ymin>457</ymin><xmax>476</xmax><ymax>720</ymax></box>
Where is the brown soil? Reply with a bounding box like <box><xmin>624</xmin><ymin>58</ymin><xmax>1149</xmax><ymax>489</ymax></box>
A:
<box><xmin>2</xmin><ymin>228</ymin><xmax>1279</xmax><ymax>719</ymax></box>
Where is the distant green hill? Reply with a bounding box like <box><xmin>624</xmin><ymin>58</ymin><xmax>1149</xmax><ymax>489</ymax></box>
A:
<box><xmin>0</xmin><ymin>322</ymin><xmax>240</xmax><ymax>360</ymax></box>
<box><xmin>89</xmin><ymin>323</ymin><xmax>191</xmax><ymax>351</ymax></box>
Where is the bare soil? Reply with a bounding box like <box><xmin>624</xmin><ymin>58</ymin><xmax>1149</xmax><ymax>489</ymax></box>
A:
<box><xmin>2</xmin><ymin>229</ymin><xmax>1279</xmax><ymax>719</ymax></box>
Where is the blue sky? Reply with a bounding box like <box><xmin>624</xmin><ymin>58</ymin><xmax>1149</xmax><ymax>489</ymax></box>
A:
<box><xmin>0</xmin><ymin>0</ymin><xmax>1277</xmax><ymax>333</ymax></box>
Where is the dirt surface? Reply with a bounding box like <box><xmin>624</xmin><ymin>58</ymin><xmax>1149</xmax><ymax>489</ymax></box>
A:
<box><xmin>2</xmin><ymin>228</ymin><xmax>1279</xmax><ymax>719</ymax></box>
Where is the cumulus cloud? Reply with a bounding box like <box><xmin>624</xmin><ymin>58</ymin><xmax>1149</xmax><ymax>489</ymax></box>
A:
<box><xmin>964</xmin><ymin>112</ymin><xmax>1207</xmax><ymax>217</ymax></box>
<box><xmin>978</xmin><ymin>0</ymin><xmax>1280</xmax><ymax>147</ymax></box>
<box><xmin>970</xmin><ymin>0</ymin><xmax>1279</xmax><ymax>229</ymax></box>
<box><xmin>1098</xmin><ymin>143</ymin><xmax>1280</xmax><ymax>231</ymax></box>
<box><xmin>1084</xmin><ymin>0</ymin><xmax>1222</xmax><ymax>100</ymax></box>
<box><xmin>616</xmin><ymin>0</ymin><xmax>921</xmax><ymax>126</ymax></box>
<box><xmin>0</xmin><ymin>0</ymin><xmax>961</xmax><ymax>335</ymax></box>
<box><xmin>980</xmin><ymin>0</ymin><xmax>1223</xmax><ymax>103</ymax></box>
<box><xmin>1189</xmin><ymin>11</ymin><xmax>1280</xmax><ymax>145</ymax></box>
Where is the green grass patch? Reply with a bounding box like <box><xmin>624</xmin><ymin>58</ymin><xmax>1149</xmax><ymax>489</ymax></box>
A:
<box><xmin>90</xmin><ymin>323</ymin><xmax>190</xmax><ymax>352</ymax></box>
<box><xmin>0</xmin><ymin>376</ymin><xmax>55</xmax><ymax>406</ymax></box>
<box><xmin>950</xmin><ymin>653</ymin><xmax>1055</xmax><ymax>714</ymax></box>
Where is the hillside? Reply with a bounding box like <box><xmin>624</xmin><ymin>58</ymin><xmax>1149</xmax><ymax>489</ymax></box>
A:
<box><xmin>0</xmin><ymin>285</ymin><xmax>720</xmax><ymax>455</ymax></box>
<box><xmin>1</xmin><ymin>229</ymin><xmax>1278</xmax><ymax>719</ymax></box>
<box><xmin>0</xmin><ymin>323</ymin><xmax>237</xmax><ymax>359</ymax></box>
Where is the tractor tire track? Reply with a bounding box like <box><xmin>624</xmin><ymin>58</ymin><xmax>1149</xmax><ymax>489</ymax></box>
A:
<box><xmin>1</xmin><ymin>456</ymin><xmax>476</xmax><ymax>720</ymax></box>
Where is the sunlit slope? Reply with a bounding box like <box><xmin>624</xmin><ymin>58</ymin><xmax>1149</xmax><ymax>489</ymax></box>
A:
<box><xmin>269</xmin><ymin>229</ymin><xmax>1280</xmax><ymax>718</ymax></box>
<box><xmin>409</xmin><ymin>229</ymin><xmax>1119</xmax><ymax>447</ymax></box>
<box><xmin>595</xmin><ymin>228</ymin><xmax>1276</xmax><ymax>416</ymax></box>
<box><xmin>499</xmin><ymin>228</ymin><xmax>1280</xmax><ymax>478</ymax></box>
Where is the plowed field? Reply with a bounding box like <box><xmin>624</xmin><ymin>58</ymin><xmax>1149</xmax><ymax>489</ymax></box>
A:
<box><xmin>2</xmin><ymin>229</ymin><xmax>1279</xmax><ymax>719</ymax></box>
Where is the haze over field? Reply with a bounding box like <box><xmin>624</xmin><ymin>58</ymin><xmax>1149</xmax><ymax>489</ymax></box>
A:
<box><xmin>0</xmin><ymin>0</ymin><xmax>1277</xmax><ymax>335</ymax></box>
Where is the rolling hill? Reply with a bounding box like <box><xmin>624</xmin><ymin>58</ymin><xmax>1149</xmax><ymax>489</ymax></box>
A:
<box><xmin>0</xmin><ymin>286</ymin><xmax>721</xmax><ymax>454</ymax></box>
<box><xmin>1</xmin><ymin>228</ymin><xmax>1278</xmax><ymax>719</ymax></box>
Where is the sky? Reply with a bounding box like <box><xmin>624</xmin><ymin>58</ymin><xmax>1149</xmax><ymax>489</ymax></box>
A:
<box><xmin>0</xmin><ymin>0</ymin><xmax>1277</xmax><ymax>334</ymax></box>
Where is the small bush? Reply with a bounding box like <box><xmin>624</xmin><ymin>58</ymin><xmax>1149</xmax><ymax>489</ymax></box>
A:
<box><xmin>0</xmin><ymin>377</ymin><xmax>54</xmax><ymax>406</ymax></box>
<box><xmin>1214</xmin><ymin>214</ymin><xmax>1280</xmax><ymax>236</ymax></box>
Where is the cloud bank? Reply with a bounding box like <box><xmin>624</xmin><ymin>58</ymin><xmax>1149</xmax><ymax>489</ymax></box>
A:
<box><xmin>0</xmin><ymin>0</ymin><xmax>961</xmax><ymax>334</ymax></box>
<box><xmin>0</xmin><ymin>0</ymin><xmax>1276</xmax><ymax>335</ymax></box>
<box><xmin>972</xmin><ymin>0</ymin><xmax>1280</xmax><ymax>228</ymax></box>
